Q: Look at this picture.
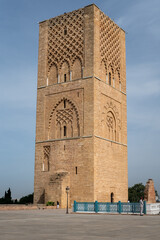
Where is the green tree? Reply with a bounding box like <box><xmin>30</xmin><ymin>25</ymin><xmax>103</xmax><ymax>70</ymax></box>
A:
<box><xmin>128</xmin><ymin>183</ymin><xmax>145</xmax><ymax>202</ymax></box>
<box><xmin>19</xmin><ymin>193</ymin><xmax>34</xmax><ymax>204</ymax></box>
<box><xmin>0</xmin><ymin>188</ymin><xmax>12</xmax><ymax>204</ymax></box>
<box><xmin>155</xmin><ymin>190</ymin><xmax>159</xmax><ymax>197</ymax></box>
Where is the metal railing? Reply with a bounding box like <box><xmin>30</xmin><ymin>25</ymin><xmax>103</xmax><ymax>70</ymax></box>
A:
<box><xmin>73</xmin><ymin>201</ymin><xmax>146</xmax><ymax>214</ymax></box>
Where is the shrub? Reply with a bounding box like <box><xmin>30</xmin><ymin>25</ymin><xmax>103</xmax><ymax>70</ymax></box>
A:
<box><xmin>46</xmin><ymin>201</ymin><xmax>54</xmax><ymax>206</ymax></box>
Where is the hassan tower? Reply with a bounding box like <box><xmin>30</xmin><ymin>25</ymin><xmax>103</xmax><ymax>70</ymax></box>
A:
<box><xmin>34</xmin><ymin>4</ymin><xmax>128</xmax><ymax>207</ymax></box>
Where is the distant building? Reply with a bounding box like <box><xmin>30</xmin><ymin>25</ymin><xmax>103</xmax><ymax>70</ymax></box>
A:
<box><xmin>34</xmin><ymin>4</ymin><xmax>128</xmax><ymax>207</ymax></box>
<box><xmin>144</xmin><ymin>179</ymin><xmax>156</xmax><ymax>203</ymax></box>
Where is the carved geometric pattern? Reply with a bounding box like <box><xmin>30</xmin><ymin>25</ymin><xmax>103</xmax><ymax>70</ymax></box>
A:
<box><xmin>43</xmin><ymin>146</ymin><xmax>50</xmax><ymax>171</ymax></box>
<box><xmin>107</xmin><ymin>113</ymin><xmax>114</xmax><ymax>129</ymax></box>
<box><xmin>48</xmin><ymin>98</ymin><xmax>79</xmax><ymax>131</ymax></box>
<box><xmin>48</xmin><ymin>8</ymin><xmax>84</xmax><ymax>71</ymax></box>
<box><xmin>56</xmin><ymin>108</ymin><xmax>73</xmax><ymax>124</ymax></box>
<box><xmin>43</xmin><ymin>146</ymin><xmax>50</xmax><ymax>160</ymax></box>
<box><xmin>102</xmin><ymin>101</ymin><xmax>121</xmax><ymax>131</ymax></box>
<box><xmin>100</xmin><ymin>11</ymin><xmax>121</xmax><ymax>73</ymax></box>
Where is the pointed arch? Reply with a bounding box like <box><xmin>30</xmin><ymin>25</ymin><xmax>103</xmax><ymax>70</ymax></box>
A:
<box><xmin>108</xmin><ymin>64</ymin><xmax>114</xmax><ymax>86</ymax></box>
<box><xmin>60</xmin><ymin>60</ymin><xmax>70</xmax><ymax>83</ymax></box>
<box><xmin>72</xmin><ymin>58</ymin><xmax>82</xmax><ymax>80</ymax></box>
<box><xmin>100</xmin><ymin>60</ymin><xmax>107</xmax><ymax>81</ymax></box>
<box><xmin>48</xmin><ymin>63</ymin><xmax>58</xmax><ymax>85</ymax></box>
<box><xmin>48</xmin><ymin>98</ymin><xmax>80</xmax><ymax>139</ymax></box>
<box><xmin>114</xmin><ymin>68</ymin><xmax>121</xmax><ymax>89</ymax></box>
<box><xmin>107</xmin><ymin>110</ymin><xmax>116</xmax><ymax>141</ymax></box>
<box><xmin>102</xmin><ymin>102</ymin><xmax>121</xmax><ymax>142</ymax></box>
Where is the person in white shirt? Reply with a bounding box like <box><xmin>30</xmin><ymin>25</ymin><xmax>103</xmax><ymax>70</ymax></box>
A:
<box><xmin>140</xmin><ymin>197</ymin><xmax>143</xmax><ymax>216</ymax></box>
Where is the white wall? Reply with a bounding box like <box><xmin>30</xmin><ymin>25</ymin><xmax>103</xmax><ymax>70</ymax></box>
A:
<box><xmin>146</xmin><ymin>203</ymin><xmax>160</xmax><ymax>215</ymax></box>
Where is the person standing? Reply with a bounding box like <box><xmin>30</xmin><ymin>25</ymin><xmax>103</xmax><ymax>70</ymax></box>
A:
<box><xmin>140</xmin><ymin>197</ymin><xmax>143</xmax><ymax>216</ymax></box>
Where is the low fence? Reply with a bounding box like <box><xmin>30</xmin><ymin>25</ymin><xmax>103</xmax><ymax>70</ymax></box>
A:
<box><xmin>73</xmin><ymin>201</ymin><xmax>147</xmax><ymax>214</ymax></box>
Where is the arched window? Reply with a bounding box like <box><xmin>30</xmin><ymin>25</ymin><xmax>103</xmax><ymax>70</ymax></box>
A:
<box><xmin>109</xmin><ymin>72</ymin><xmax>111</xmax><ymax>86</ymax></box>
<box><xmin>64</xmin><ymin>74</ymin><xmax>67</xmax><ymax>82</ymax></box>
<box><xmin>64</xmin><ymin>126</ymin><xmax>67</xmax><ymax>137</ymax></box>
<box><xmin>60</xmin><ymin>61</ymin><xmax>70</xmax><ymax>83</ymax></box>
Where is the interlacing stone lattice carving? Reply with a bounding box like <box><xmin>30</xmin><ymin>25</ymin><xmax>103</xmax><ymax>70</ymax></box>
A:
<box><xmin>56</xmin><ymin>108</ymin><xmax>73</xmax><ymax>124</ymax></box>
<box><xmin>43</xmin><ymin>146</ymin><xmax>50</xmax><ymax>160</ymax></box>
<box><xmin>48</xmin><ymin>8</ymin><xmax>84</xmax><ymax>71</ymax></box>
<box><xmin>43</xmin><ymin>146</ymin><xmax>50</xmax><ymax>171</ymax></box>
<box><xmin>107</xmin><ymin>112</ymin><xmax>115</xmax><ymax>129</ymax></box>
<box><xmin>102</xmin><ymin>101</ymin><xmax>121</xmax><ymax>131</ymax></box>
<box><xmin>100</xmin><ymin>11</ymin><xmax>121</xmax><ymax>74</ymax></box>
<box><xmin>48</xmin><ymin>98</ymin><xmax>79</xmax><ymax>131</ymax></box>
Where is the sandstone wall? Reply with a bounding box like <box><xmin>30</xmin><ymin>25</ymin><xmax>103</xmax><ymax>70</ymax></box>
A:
<box><xmin>34</xmin><ymin>4</ymin><xmax>128</xmax><ymax>207</ymax></box>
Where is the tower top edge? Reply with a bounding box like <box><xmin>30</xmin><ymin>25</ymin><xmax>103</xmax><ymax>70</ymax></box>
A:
<box><xmin>38</xmin><ymin>3</ymin><xmax>125</xmax><ymax>32</ymax></box>
<box><xmin>39</xmin><ymin>4</ymin><xmax>100</xmax><ymax>24</ymax></box>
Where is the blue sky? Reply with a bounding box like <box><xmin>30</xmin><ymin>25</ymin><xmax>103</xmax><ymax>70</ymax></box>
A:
<box><xmin>0</xmin><ymin>0</ymin><xmax>160</xmax><ymax>199</ymax></box>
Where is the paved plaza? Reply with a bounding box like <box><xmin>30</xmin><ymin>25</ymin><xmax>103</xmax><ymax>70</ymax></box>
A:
<box><xmin>0</xmin><ymin>209</ymin><xmax>160</xmax><ymax>240</ymax></box>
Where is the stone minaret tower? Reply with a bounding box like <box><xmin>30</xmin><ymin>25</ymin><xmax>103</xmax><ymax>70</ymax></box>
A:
<box><xmin>34</xmin><ymin>4</ymin><xmax>128</xmax><ymax>207</ymax></box>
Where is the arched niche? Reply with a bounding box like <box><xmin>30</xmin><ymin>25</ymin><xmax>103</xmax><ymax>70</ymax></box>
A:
<box><xmin>48</xmin><ymin>98</ymin><xmax>80</xmax><ymax>139</ymax></box>
<box><xmin>115</xmin><ymin>69</ymin><xmax>120</xmax><ymax>90</ymax></box>
<box><xmin>48</xmin><ymin>64</ymin><xmax>58</xmax><ymax>85</ymax></box>
<box><xmin>100</xmin><ymin>60</ymin><xmax>106</xmax><ymax>81</ymax></box>
<box><xmin>72</xmin><ymin>58</ymin><xmax>82</xmax><ymax>80</ymax></box>
<box><xmin>60</xmin><ymin>61</ymin><xmax>70</xmax><ymax>83</ymax></box>
<box><xmin>107</xmin><ymin>111</ymin><xmax>116</xmax><ymax>141</ymax></box>
<box><xmin>108</xmin><ymin>65</ymin><xmax>114</xmax><ymax>86</ymax></box>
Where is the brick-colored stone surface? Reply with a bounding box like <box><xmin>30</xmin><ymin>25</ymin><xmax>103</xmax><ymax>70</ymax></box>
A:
<box><xmin>0</xmin><ymin>205</ymin><xmax>37</xmax><ymax>211</ymax></box>
<box><xmin>34</xmin><ymin>4</ymin><xmax>128</xmax><ymax>207</ymax></box>
<box><xmin>0</xmin><ymin>205</ymin><xmax>57</xmax><ymax>211</ymax></box>
<box><xmin>144</xmin><ymin>179</ymin><xmax>156</xmax><ymax>203</ymax></box>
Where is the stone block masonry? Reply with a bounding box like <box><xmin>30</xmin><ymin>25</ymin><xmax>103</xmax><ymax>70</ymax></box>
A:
<box><xmin>34</xmin><ymin>4</ymin><xmax>128</xmax><ymax>208</ymax></box>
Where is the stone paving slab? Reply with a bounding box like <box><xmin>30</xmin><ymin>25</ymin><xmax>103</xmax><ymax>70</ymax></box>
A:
<box><xmin>0</xmin><ymin>209</ymin><xmax>160</xmax><ymax>240</ymax></box>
